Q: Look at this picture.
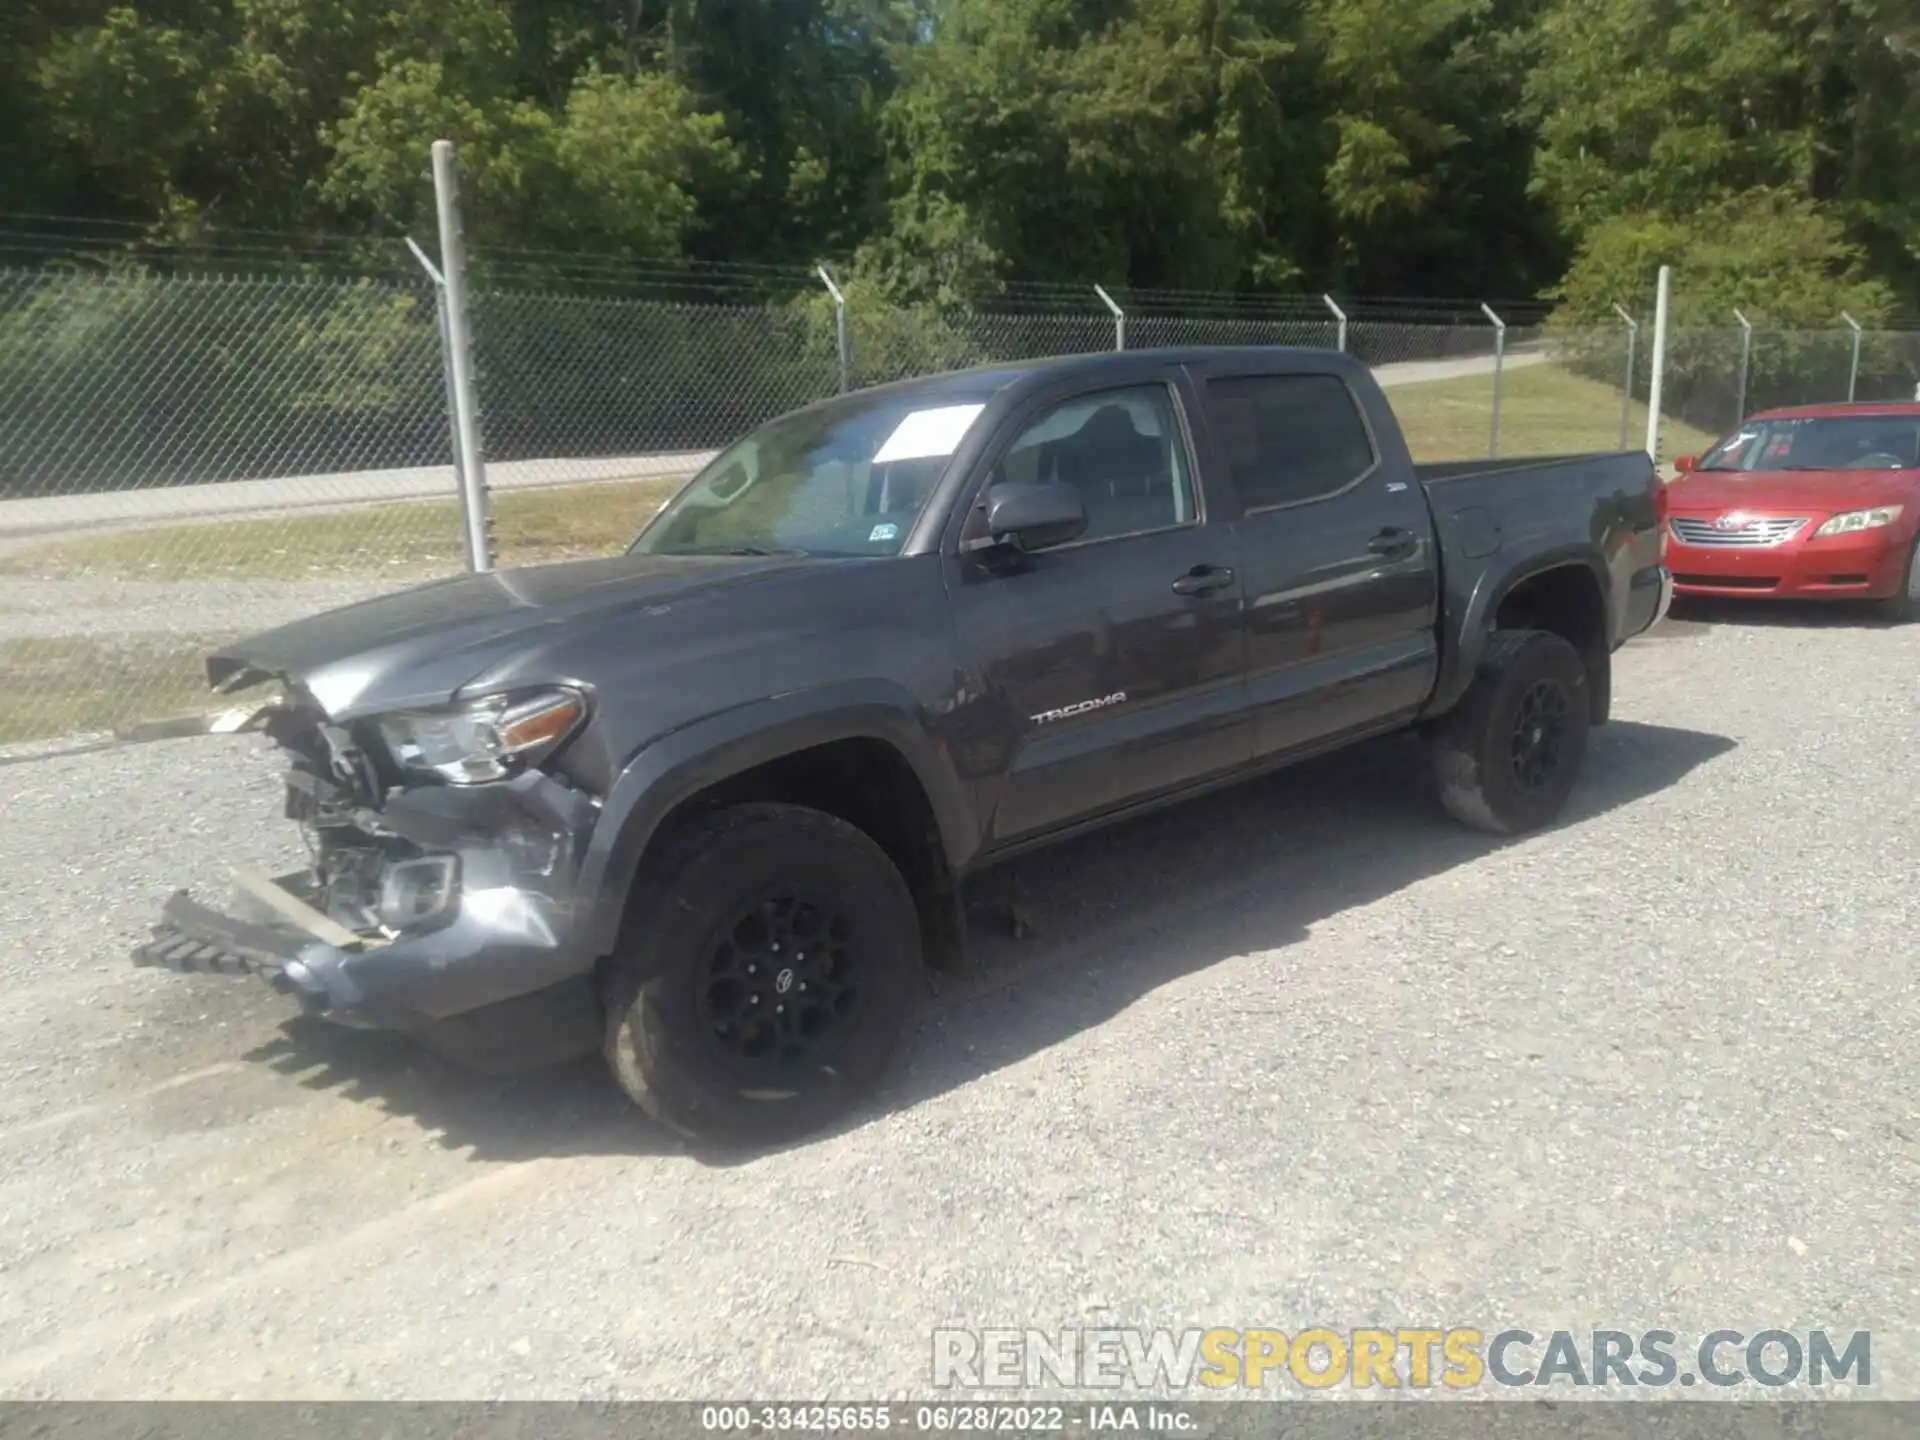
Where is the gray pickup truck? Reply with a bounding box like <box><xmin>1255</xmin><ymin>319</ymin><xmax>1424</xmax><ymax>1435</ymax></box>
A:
<box><xmin>135</xmin><ymin>347</ymin><xmax>1673</xmax><ymax>1142</ymax></box>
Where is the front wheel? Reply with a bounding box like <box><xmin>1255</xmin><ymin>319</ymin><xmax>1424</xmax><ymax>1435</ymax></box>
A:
<box><xmin>1430</xmin><ymin>629</ymin><xmax>1591</xmax><ymax>835</ymax></box>
<box><xmin>602</xmin><ymin>802</ymin><xmax>922</xmax><ymax>1145</ymax></box>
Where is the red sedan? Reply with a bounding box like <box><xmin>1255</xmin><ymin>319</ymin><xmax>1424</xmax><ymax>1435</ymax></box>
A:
<box><xmin>1665</xmin><ymin>402</ymin><xmax>1920</xmax><ymax>620</ymax></box>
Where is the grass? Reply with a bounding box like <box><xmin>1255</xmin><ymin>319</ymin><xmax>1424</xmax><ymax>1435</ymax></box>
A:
<box><xmin>0</xmin><ymin>634</ymin><xmax>240</xmax><ymax>745</ymax></box>
<box><xmin>0</xmin><ymin>474</ymin><xmax>689</xmax><ymax>582</ymax></box>
<box><xmin>1391</xmin><ymin>361</ymin><xmax>1718</xmax><ymax>463</ymax></box>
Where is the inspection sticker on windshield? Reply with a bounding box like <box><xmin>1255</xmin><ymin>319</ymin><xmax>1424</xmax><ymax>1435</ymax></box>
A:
<box><xmin>868</xmin><ymin>522</ymin><xmax>900</xmax><ymax>543</ymax></box>
<box><xmin>872</xmin><ymin>404</ymin><xmax>986</xmax><ymax>464</ymax></box>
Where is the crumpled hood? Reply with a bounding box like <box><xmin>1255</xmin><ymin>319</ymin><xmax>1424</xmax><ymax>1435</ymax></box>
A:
<box><xmin>209</xmin><ymin>551</ymin><xmax>817</xmax><ymax>719</ymax></box>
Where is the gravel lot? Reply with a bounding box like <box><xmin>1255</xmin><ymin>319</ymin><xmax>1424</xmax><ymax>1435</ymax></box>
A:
<box><xmin>1</xmin><ymin>603</ymin><xmax>1915</xmax><ymax>1401</ymax></box>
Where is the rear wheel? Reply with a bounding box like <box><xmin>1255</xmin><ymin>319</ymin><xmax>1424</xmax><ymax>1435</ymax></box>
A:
<box><xmin>1874</xmin><ymin>537</ymin><xmax>1920</xmax><ymax>623</ymax></box>
<box><xmin>1431</xmin><ymin>629</ymin><xmax>1591</xmax><ymax>835</ymax></box>
<box><xmin>603</xmin><ymin>802</ymin><xmax>921</xmax><ymax>1145</ymax></box>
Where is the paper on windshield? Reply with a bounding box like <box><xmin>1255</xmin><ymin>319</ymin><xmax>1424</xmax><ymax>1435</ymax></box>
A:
<box><xmin>872</xmin><ymin>404</ymin><xmax>986</xmax><ymax>464</ymax></box>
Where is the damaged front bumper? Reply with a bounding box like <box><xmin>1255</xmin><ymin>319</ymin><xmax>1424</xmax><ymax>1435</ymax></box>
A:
<box><xmin>133</xmin><ymin>761</ymin><xmax>609</xmax><ymax>1072</ymax></box>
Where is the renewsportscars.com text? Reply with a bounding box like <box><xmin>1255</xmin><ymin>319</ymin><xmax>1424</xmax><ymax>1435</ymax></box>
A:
<box><xmin>930</xmin><ymin>1327</ymin><xmax>1872</xmax><ymax>1390</ymax></box>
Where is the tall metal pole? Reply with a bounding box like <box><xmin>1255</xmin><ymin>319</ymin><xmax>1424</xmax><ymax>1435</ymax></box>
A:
<box><xmin>430</xmin><ymin>140</ymin><xmax>491</xmax><ymax>573</ymax></box>
<box><xmin>1733</xmin><ymin>308</ymin><xmax>1753</xmax><ymax>425</ymax></box>
<box><xmin>1094</xmin><ymin>284</ymin><xmax>1125</xmax><ymax>352</ymax></box>
<box><xmin>1612</xmin><ymin>302</ymin><xmax>1639</xmax><ymax>451</ymax></box>
<box><xmin>1842</xmin><ymin>312</ymin><xmax>1863</xmax><ymax>402</ymax></box>
<box><xmin>404</xmin><ymin>237</ymin><xmax>469</xmax><ymax>542</ymax></box>
<box><xmin>1481</xmin><ymin>303</ymin><xmax>1506</xmax><ymax>459</ymax></box>
<box><xmin>1323</xmin><ymin>294</ymin><xmax>1348</xmax><ymax>354</ymax></box>
<box><xmin>816</xmin><ymin>267</ymin><xmax>849</xmax><ymax>392</ymax></box>
<box><xmin>1645</xmin><ymin>265</ymin><xmax>1671</xmax><ymax>463</ymax></box>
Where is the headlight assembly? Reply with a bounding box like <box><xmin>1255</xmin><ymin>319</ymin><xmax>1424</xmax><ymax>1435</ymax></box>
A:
<box><xmin>375</xmin><ymin>687</ymin><xmax>587</xmax><ymax>784</ymax></box>
<box><xmin>1814</xmin><ymin>506</ymin><xmax>1903</xmax><ymax>537</ymax></box>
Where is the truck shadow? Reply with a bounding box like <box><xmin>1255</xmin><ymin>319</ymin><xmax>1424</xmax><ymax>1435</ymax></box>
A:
<box><xmin>244</xmin><ymin>719</ymin><xmax>1734</xmax><ymax>1161</ymax></box>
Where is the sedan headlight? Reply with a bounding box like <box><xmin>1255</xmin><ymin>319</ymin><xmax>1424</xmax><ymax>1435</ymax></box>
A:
<box><xmin>375</xmin><ymin>688</ymin><xmax>587</xmax><ymax>784</ymax></box>
<box><xmin>1814</xmin><ymin>506</ymin><xmax>1903</xmax><ymax>537</ymax></box>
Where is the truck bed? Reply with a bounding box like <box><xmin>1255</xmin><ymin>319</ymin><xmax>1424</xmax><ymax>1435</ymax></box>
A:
<box><xmin>1414</xmin><ymin>451</ymin><xmax>1638</xmax><ymax>485</ymax></box>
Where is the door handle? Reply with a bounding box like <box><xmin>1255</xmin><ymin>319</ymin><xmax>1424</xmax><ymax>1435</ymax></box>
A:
<box><xmin>1367</xmin><ymin>527</ymin><xmax>1418</xmax><ymax>559</ymax></box>
<box><xmin>1171</xmin><ymin>564</ymin><xmax>1235</xmax><ymax>596</ymax></box>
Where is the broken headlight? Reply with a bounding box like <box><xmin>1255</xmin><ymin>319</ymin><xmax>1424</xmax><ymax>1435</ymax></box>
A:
<box><xmin>374</xmin><ymin>687</ymin><xmax>587</xmax><ymax>785</ymax></box>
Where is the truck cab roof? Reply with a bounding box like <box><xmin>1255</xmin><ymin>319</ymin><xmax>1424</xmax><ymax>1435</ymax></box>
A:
<box><xmin>817</xmin><ymin>345</ymin><xmax>1366</xmax><ymax>414</ymax></box>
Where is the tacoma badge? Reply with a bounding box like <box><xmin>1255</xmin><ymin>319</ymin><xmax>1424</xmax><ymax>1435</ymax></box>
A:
<box><xmin>1030</xmin><ymin>692</ymin><xmax>1127</xmax><ymax>725</ymax></box>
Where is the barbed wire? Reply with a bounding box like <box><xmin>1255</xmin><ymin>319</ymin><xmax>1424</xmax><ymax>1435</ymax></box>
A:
<box><xmin>0</xmin><ymin>212</ymin><xmax>1568</xmax><ymax>318</ymax></box>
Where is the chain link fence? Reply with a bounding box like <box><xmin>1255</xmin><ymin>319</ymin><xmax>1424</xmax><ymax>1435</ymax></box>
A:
<box><xmin>2</xmin><ymin>256</ymin><xmax>1913</xmax><ymax>748</ymax></box>
<box><xmin>0</xmin><ymin>267</ymin><xmax>466</xmax><ymax>747</ymax></box>
<box><xmin>1591</xmin><ymin>320</ymin><xmax>1920</xmax><ymax>456</ymax></box>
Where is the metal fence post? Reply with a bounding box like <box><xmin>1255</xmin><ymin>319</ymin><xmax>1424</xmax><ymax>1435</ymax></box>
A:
<box><xmin>1842</xmin><ymin>312</ymin><xmax>1863</xmax><ymax>401</ymax></box>
<box><xmin>1094</xmin><ymin>285</ymin><xmax>1125</xmax><ymax>352</ymax></box>
<box><xmin>1323</xmin><ymin>294</ymin><xmax>1348</xmax><ymax>353</ymax></box>
<box><xmin>817</xmin><ymin>266</ymin><xmax>849</xmax><ymax>393</ymax></box>
<box><xmin>430</xmin><ymin>140</ymin><xmax>492</xmax><ymax>573</ymax></box>
<box><xmin>817</xmin><ymin>266</ymin><xmax>848</xmax><ymax>391</ymax></box>
<box><xmin>1733</xmin><ymin>308</ymin><xmax>1753</xmax><ymax>423</ymax></box>
<box><xmin>1645</xmin><ymin>265</ymin><xmax>1671</xmax><ymax>462</ymax></box>
<box><xmin>1611</xmin><ymin>303</ymin><xmax>1638</xmax><ymax>450</ymax></box>
<box><xmin>1481</xmin><ymin>303</ymin><xmax>1506</xmax><ymax>458</ymax></box>
<box><xmin>404</xmin><ymin>237</ymin><xmax>471</xmax><ymax>545</ymax></box>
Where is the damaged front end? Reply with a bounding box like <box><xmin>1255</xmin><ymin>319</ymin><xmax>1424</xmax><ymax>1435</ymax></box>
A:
<box><xmin>134</xmin><ymin>682</ymin><xmax>608</xmax><ymax>1071</ymax></box>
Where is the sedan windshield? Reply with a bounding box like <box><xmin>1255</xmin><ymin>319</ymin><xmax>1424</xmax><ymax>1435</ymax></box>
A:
<box><xmin>1698</xmin><ymin>416</ymin><xmax>1920</xmax><ymax>473</ymax></box>
<box><xmin>632</xmin><ymin>389</ymin><xmax>998</xmax><ymax>558</ymax></box>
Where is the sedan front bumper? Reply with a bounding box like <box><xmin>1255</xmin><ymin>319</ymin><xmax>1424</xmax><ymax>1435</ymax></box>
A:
<box><xmin>1668</xmin><ymin>528</ymin><xmax>1909</xmax><ymax>600</ymax></box>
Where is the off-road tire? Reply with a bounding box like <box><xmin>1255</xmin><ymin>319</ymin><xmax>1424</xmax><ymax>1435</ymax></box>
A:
<box><xmin>1874</xmin><ymin>537</ymin><xmax>1920</xmax><ymax>623</ymax></box>
<box><xmin>603</xmin><ymin>802</ymin><xmax>920</xmax><ymax>1146</ymax></box>
<box><xmin>1431</xmin><ymin>629</ymin><xmax>1591</xmax><ymax>835</ymax></box>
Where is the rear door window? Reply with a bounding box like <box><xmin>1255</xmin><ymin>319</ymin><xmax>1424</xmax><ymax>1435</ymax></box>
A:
<box><xmin>1204</xmin><ymin>374</ymin><xmax>1377</xmax><ymax>511</ymax></box>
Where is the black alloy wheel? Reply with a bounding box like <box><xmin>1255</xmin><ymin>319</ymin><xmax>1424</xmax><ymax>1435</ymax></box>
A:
<box><xmin>601</xmin><ymin>802</ymin><xmax>921</xmax><ymax>1145</ymax></box>
<box><xmin>698</xmin><ymin>893</ymin><xmax>863</xmax><ymax>1069</ymax></box>
<box><xmin>1508</xmin><ymin>676</ymin><xmax>1573</xmax><ymax>793</ymax></box>
<box><xmin>1431</xmin><ymin>628</ymin><xmax>1591</xmax><ymax>835</ymax></box>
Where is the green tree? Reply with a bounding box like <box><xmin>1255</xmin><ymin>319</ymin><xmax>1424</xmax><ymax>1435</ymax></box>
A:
<box><xmin>1550</xmin><ymin>192</ymin><xmax>1895</xmax><ymax>326</ymax></box>
<box><xmin>32</xmin><ymin>5</ymin><xmax>212</xmax><ymax>222</ymax></box>
<box><xmin>322</xmin><ymin>49</ymin><xmax>739</xmax><ymax>260</ymax></box>
<box><xmin>855</xmin><ymin>0</ymin><xmax>1308</xmax><ymax>302</ymax></box>
<box><xmin>0</xmin><ymin>0</ymin><xmax>1911</xmax><ymax>313</ymax></box>
<box><xmin>1308</xmin><ymin>0</ymin><xmax>1559</xmax><ymax>294</ymax></box>
<box><xmin>1524</xmin><ymin>0</ymin><xmax>1920</xmax><ymax>310</ymax></box>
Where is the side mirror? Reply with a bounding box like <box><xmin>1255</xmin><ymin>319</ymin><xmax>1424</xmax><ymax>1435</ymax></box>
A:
<box><xmin>963</xmin><ymin>481</ymin><xmax>1088</xmax><ymax>554</ymax></box>
<box><xmin>1674</xmin><ymin>455</ymin><xmax>1697</xmax><ymax>474</ymax></box>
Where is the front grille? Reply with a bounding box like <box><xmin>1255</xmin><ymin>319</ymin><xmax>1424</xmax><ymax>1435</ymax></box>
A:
<box><xmin>1673</xmin><ymin>574</ymin><xmax>1778</xmax><ymax>590</ymax></box>
<box><xmin>1670</xmin><ymin>517</ymin><xmax>1806</xmax><ymax>547</ymax></box>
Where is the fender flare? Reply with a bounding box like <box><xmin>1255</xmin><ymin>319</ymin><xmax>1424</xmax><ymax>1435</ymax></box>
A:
<box><xmin>1427</xmin><ymin>546</ymin><xmax>1609</xmax><ymax>718</ymax></box>
<box><xmin>575</xmin><ymin>682</ymin><xmax>977</xmax><ymax>961</ymax></box>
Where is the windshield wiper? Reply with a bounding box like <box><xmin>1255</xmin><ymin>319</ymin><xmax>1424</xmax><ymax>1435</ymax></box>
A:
<box><xmin>672</xmin><ymin>544</ymin><xmax>809</xmax><ymax>557</ymax></box>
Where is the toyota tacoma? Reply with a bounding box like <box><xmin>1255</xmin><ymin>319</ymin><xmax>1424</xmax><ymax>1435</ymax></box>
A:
<box><xmin>134</xmin><ymin>347</ymin><xmax>1674</xmax><ymax>1142</ymax></box>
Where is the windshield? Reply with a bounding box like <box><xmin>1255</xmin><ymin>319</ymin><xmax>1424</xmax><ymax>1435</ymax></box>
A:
<box><xmin>1697</xmin><ymin>416</ymin><xmax>1920</xmax><ymax>473</ymax></box>
<box><xmin>631</xmin><ymin>390</ymin><xmax>997</xmax><ymax>558</ymax></box>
